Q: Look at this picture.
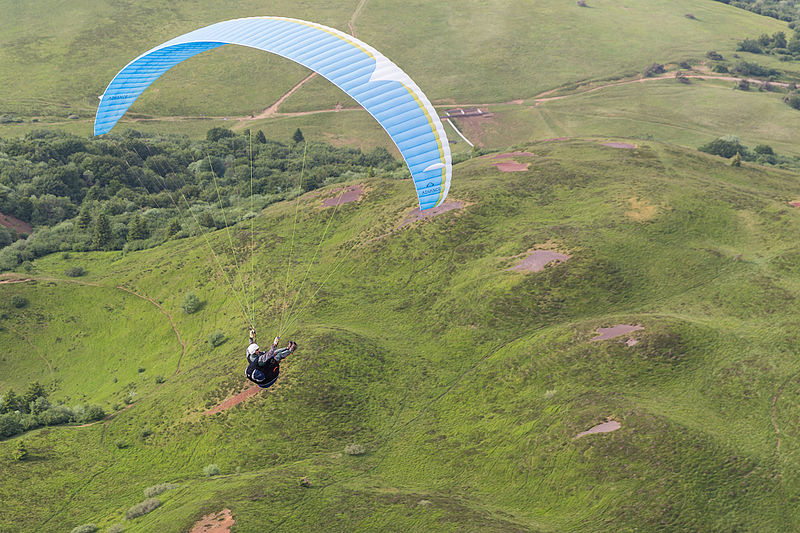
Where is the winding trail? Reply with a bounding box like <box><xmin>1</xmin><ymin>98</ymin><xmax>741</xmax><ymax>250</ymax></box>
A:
<box><xmin>116</xmin><ymin>285</ymin><xmax>187</xmax><ymax>373</ymax></box>
<box><xmin>4</xmin><ymin>324</ymin><xmax>54</xmax><ymax>381</ymax></box>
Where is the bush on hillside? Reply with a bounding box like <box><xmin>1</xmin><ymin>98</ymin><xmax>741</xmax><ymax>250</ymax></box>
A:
<box><xmin>144</xmin><ymin>482</ymin><xmax>179</xmax><ymax>498</ymax></box>
<box><xmin>126</xmin><ymin>498</ymin><xmax>160</xmax><ymax>519</ymax></box>
<box><xmin>38</xmin><ymin>405</ymin><xmax>74</xmax><ymax>426</ymax></box>
<box><xmin>203</xmin><ymin>463</ymin><xmax>220</xmax><ymax>477</ymax></box>
<box><xmin>107</xmin><ymin>525</ymin><xmax>125</xmax><ymax>533</ymax></box>
<box><xmin>345</xmin><ymin>443</ymin><xmax>366</xmax><ymax>455</ymax></box>
<box><xmin>181</xmin><ymin>292</ymin><xmax>201</xmax><ymax>314</ymax></box>
<box><xmin>698</xmin><ymin>135</ymin><xmax>749</xmax><ymax>159</ymax></box>
<box><xmin>208</xmin><ymin>331</ymin><xmax>226</xmax><ymax>347</ymax></box>
<box><xmin>69</xmin><ymin>525</ymin><xmax>97</xmax><ymax>533</ymax></box>
<box><xmin>11</xmin><ymin>295</ymin><xmax>27</xmax><ymax>308</ymax></box>
<box><xmin>706</xmin><ymin>50</ymin><xmax>724</xmax><ymax>61</ymax></box>
<box><xmin>785</xmin><ymin>94</ymin><xmax>800</xmax><ymax>109</ymax></box>
<box><xmin>643</xmin><ymin>63</ymin><xmax>665</xmax><ymax>77</ymax></box>
<box><xmin>64</xmin><ymin>266</ymin><xmax>86</xmax><ymax>277</ymax></box>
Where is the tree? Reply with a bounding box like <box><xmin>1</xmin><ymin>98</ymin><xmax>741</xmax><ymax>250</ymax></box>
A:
<box><xmin>127</xmin><ymin>213</ymin><xmax>148</xmax><ymax>241</ymax></box>
<box><xmin>76</xmin><ymin>206</ymin><xmax>92</xmax><ymax>230</ymax></box>
<box><xmin>1</xmin><ymin>389</ymin><xmax>21</xmax><ymax>413</ymax></box>
<box><xmin>206</xmin><ymin>127</ymin><xmax>234</xmax><ymax>142</ymax></box>
<box><xmin>198</xmin><ymin>212</ymin><xmax>215</xmax><ymax>228</ymax></box>
<box><xmin>166</xmin><ymin>219</ymin><xmax>181</xmax><ymax>237</ymax></box>
<box><xmin>773</xmin><ymin>31</ymin><xmax>787</xmax><ymax>49</ymax></box>
<box><xmin>737</xmin><ymin>38</ymin><xmax>763</xmax><ymax>54</ymax></box>
<box><xmin>731</xmin><ymin>152</ymin><xmax>742</xmax><ymax>167</ymax></box>
<box><xmin>23</xmin><ymin>382</ymin><xmax>47</xmax><ymax>407</ymax></box>
<box><xmin>13</xmin><ymin>440</ymin><xmax>27</xmax><ymax>461</ymax></box>
<box><xmin>255</xmin><ymin>130</ymin><xmax>267</xmax><ymax>144</ymax></box>
<box><xmin>181</xmin><ymin>292</ymin><xmax>201</xmax><ymax>314</ymax></box>
<box><xmin>698</xmin><ymin>136</ymin><xmax>748</xmax><ymax>159</ymax></box>
<box><xmin>292</xmin><ymin>128</ymin><xmax>305</xmax><ymax>144</ymax></box>
<box><xmin>92</xmin><ymin>212</ymin><xmax>112</xmax><ymax>249</ymax></box>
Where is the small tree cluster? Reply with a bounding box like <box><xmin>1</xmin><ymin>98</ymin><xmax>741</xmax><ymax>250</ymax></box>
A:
<box><xmin>1</xmin><ymin>382</ymin><xmax>105</xmax><ymax>439</ymax></box>
<box><xmin>643</xmin><ymin>63</ymin><xmax>665</xmax><ymax>77</ymax></box>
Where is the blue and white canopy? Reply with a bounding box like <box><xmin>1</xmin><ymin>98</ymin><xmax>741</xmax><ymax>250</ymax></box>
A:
<box><xmin>94</xmin><ymin>17</ymin><xmax>451</xmax><ymax>210</ymax></box>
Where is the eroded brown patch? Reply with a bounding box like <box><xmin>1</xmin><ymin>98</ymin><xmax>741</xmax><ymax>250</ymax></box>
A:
<box><xmin>509</xmin><ymin>250</ymin><xmax>570</xmax><ymax>272</ymax></box>
<box><xmin>575</xmin><ymin>420</ymin><xmax>621</xmax><ymax>439</ymax></box>
<box><xmin>190</xmin><ymin>508</ymin><xmax>235</xmax><ymax>533</ymax></box>
<box><xmin>625</xmin><ymin>197</ymin><xmax>658</xmax><ymax>222</ymax></box>
<box><xmin>204</xmin><ymin>386</ymin><xmax>261</xmax><ymax>415</ymax></box>
<box><xmin>603</xmin><ymin>142</ymin><xmax>637</xmax><ymax>149</ymax></box>
<box><xmin>399</xmin><ymin>201</ymin><xmax>464</xmax><ymax>228</ymax></box>
<box><xmin>494</xmin><ymin>161</ymin><xmax>530</xmax><ymax>172</ymax></box>
<box><xmin>592</xmin><ymin>324</ymin><xmax>644</xmax><ymax>341</ymax></box>
<box><xmin>0</xmin><ymin>212</ymin><xmax>32</xmax><ymax>235</ymax></box>
<box><xmin>322</xmin><ymin>185</ymin><xmax>365</xmax><ymax>207</ymax></box>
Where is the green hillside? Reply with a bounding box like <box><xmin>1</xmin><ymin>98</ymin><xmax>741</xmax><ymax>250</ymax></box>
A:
<box><xmin>2</xmin><ymin>0</ymin><xmax>798</xmax><ymax>159</ymax></box>
<box><xmin>2</xmin><ymin>139</ymin><xmax>800</xmax><ymax>531</ymax></box>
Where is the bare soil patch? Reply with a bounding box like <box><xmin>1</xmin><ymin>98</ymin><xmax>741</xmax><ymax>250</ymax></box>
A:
<box><xmin>204</xmin><ymin>385</ymin><xmax>261</xmax><ymax>415</ymax></box>
<box><xmin>592</xmin><ymin>324</ymin><xmax>644</xmax><ymax>341</ymax></box>
<box><xmin>322</xmin><ymin>185</ymin><xmax>365</xmax><ymax>207</ymax></box>
<box><xmin>190</xmin><ymin>508</ymin><xmax>235</xmax><ymax>533</ymax></box>
<box><xmin>494</xmin><ymin>161</ymin><xmax>530</xmax><ymax>172</ymax></box>
<box><xmin>399</xmin><ymin>201</ymin><xmax>464</xmax><ymax>228</ymax></box>
<box><xmin>0</xmin><ymin>212</ymin><xmax>32</xmax><ymax>235</ymax></box>
<box><xmin>0</xmin><ymin>276</ymin><xmax>32</xmax><ymax>284</ymax></box>
<box><xmin>625</xmin><ymin>197</ymin><xmax>657</xmax><ymax>222</ymax></box>
<box><xmin>509</xmin><ymin>250</ymin><xmax>570</xmax><ymax>272</ymax></box>
<box><xmin>603</xmin><ymin>142</ymin><xmax>637</xmax><ymax>149</ymax></box>
<box><xmin>790</xmin><ymin>201</ymin><xmax>800</xmax><ymax>208</ymax></box>
<box><xmin>575</xmin><ymin>420</ymin><xmax>621</xmax><ymax>439</ymax></box>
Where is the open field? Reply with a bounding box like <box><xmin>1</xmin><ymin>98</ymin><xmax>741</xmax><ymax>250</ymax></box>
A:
<box><xmin>2</xmin><ymin>140</ymin><xmax>800</xmax><ymax>531</ymax></box>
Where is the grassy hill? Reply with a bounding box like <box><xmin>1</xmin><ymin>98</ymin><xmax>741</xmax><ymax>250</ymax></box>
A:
<box><xmin>2</xmin><ymin>0</ymin><xmax>798</xmax><ymax>160</ymax></box>
<box><xmin>2</xmin><ymin>139</ymin><xmax>800</xmax><ymax>531</ymax></box>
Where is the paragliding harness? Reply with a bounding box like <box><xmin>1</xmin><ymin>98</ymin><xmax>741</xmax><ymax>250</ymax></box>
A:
<box><xmin>245</xmin><ymin>350</ymin><xmax>281</xmax><ymax>389</ymax></box>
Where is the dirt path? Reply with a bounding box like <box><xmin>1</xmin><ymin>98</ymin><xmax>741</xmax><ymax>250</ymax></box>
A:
<box><xmin>4</xmin><ymin>323</ymin><xmax>54</xmax><ymax>381</ymax></box>
<box><xmin>204</xmin><ymin>385</ymin><xmax>261</xmax><ymax>415</ymax></box>
<box><xmin>116</xmin><ymin>285</ymin><xmax>187</xmax><ymax>373</ymax></box>
<box><xmin>5</xmin><ymin>276</ymin><xmax>187</xmax><ymax>433</ymax></box>
<box><xmin>238</xmin><ymin>72</ymin><xmax>318</xmax><ymax>126</ymax></box>
<box><xmin>349</xmin><ymin>0</ymin><xmax>370</xmax><ymax>37</ymax></box>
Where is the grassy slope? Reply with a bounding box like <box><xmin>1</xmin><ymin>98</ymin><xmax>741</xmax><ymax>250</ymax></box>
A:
<box><xmin>0</xmin><ymin>0</ymin><xmax>793</xmax><ymax>146</ymax></box>
<box><xmin>2</xmin><ymin>140</ymin><xmax>800</xmax><ymax>531</ymax></box>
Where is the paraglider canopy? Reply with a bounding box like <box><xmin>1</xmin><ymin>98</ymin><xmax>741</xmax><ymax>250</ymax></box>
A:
<box><xmin>94</xmin><ymin>16</ymin><xmax>451</xmax><ymax>210</ymax></box>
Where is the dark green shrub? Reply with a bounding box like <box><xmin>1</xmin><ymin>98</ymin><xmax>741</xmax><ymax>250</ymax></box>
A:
<box><xmin>181</xmin><ymin>292</ymin><xmax>201</xmax><ymax>314</ymax></box>
<box><xmin>11</xmin><ymin>295</ymin><xmax>27</xmax><ymax>308</ymax></box>
<box><xmin>208</xmin><ymin>331</ymin><xmax>226</xmax><ymax>347</ymax></box>
<box><xmin>643</xmin><ymin>63</ymin><xmax>665</xmax><ymax>77</ymax></box>
<box><xmin>698</xmin><ymin>136</ymin><xmax>749</xmax><ymax>159</ymax></box>
<box><xmin>38</xmin><ymin>405</ymin><xmax>74</xmax><ymax>425</ymax></box>
<box><xmin>64</xmin><ymin>266</ymin><xmax>86</xmax><ymax>277</ymax></box>
<box><xmin>13</xmin><ymin>440</ymin><xmax>27</xmax><ymax>461</ymax></box>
